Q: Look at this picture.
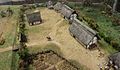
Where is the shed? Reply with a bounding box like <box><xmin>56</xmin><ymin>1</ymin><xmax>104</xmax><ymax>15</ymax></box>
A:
<box><xmin>54</xmin><ymin>2</ymin><xmax>63</xmax><ymax>12</ymax></box>
<box><xmin>26</xmin><ymin>11</ymin><xmax>42</xmax><ymax>26</ymax></box>
<box><xmin>109</xmin><ymin>52</ymin><xmax>120</xmax><ymax>70</ymax></box>
<box><xmin>60</xmin><ymin>4</ymin><xmax>76</xmax><ymax>19</ymax></box>
<box><xmin>46</xmin><ymin>0</ymin><xmax>53</xmax><ymax>9</ymax></box>
<box><xmin>69</xmin><ymin>18</ymin><xmax>97</xmax><ymax>49</ymax></box>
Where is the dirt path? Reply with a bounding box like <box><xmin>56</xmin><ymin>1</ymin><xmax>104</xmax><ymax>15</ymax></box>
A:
<box><xmin>0</xmin><ymin>46</ymin><xmax>12</xmax><ymax>52</ymax></box>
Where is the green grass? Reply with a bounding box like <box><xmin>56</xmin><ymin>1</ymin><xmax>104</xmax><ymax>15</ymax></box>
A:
<box><xmin>0</xmin><ymin>51</ymin><xmax>12</xmax><ymax>70</ymax></box>
<box><xmin>0</xmin><ymin>5</ymin><xmax>20</xmax><ymax>70</ymax></box>
<box><xmin>28</xmin><ymin>43</ymin><xmax>63</xmax><ymax>56</ymax></box>
<box><xmin>98</xmin><ymin>39</ymin><xmax>117</xmax><ymax>54</ymax></box>
<box><xmin>0</xmin><ymin>6</ymin><xmax>19</xmax><ymax>48</ymax></box>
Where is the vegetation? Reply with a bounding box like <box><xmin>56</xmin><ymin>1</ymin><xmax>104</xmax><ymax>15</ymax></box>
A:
<box><xmin>0</xmin><ymin>51</ymin><xmax>12</xmax><ymax>70</ymax></box>
<box><xmin>16</xmin><ymin>6</ymin><xmax>31</xmax><ymax>70</ymax></box>
<box><xmin>0</xmin><ymin>6</ymin><xmax>19</xmax><ymax>48</ymax></box>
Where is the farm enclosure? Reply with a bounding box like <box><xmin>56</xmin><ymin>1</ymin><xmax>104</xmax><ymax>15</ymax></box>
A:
<box><xmin>27</xmin><ymin>8</ymin><xmax>107</xmax><ymax>70</ymax></box>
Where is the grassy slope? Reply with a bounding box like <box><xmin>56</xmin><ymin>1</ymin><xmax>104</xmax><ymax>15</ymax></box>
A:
<box><xmin>0</xmin><ymin>6</ymin><xmax>20</xmax><ymax>70</ymax></box>
<box><xmin>68</xmin><ymin>3</ymin><xmax>119</xmax><ymax>54</ymax></box>
<box><xmin>0</xmin><ymin>6</ymin><xmax>19</xmax><ymax>48</ymax></box>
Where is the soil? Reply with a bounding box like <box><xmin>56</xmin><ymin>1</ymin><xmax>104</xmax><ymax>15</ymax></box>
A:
<box><xmin>32</xmin><ymin>51</ymin><xmax>78</xmax><ymax>70</ymax></box>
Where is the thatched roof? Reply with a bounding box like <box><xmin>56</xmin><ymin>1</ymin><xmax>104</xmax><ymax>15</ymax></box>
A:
<box><xmin>69</xmin><ymin>18</ymin><xmax>97</xmax><ymax>46</ymax></box>
<box><xmin>0</xmin><ymin>0</ymin><xmax>24</xmax><ymax>3</ymax></box>
<box><xmin>60</xmin><ymin>4</ymin><xmax>75</xmax><ymax>19</ymax></box>
<box><xmin>109</xmin><ymin>52</ymin><xmax>120</xmax><ymax>68</ymax></box>
<box><xmin>54</xmin><ymin>2</ymin><xmax>63</xmax><ymax>11</ymax></box>
<box><xmin>46</xmin><ymin>0</ymin><xmax>53</xmax><ymax>8</ymax></box>
<box><xmin>26</xmin><ymin>11</ymin><xmax>42</xmax><ymax>24</ymax></box>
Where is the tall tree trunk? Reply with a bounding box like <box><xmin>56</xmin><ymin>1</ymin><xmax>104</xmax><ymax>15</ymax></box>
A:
<box><xmin>113</xmin><ymin>0</ymin><xmax>118</xmax><ymax>12</ymax></box>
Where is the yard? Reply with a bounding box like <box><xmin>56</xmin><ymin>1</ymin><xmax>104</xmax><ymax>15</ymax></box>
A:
<box><xmin>26</xmin><ymin>8</ymin><xmax>107</xmax><ymax>70</ymax></box>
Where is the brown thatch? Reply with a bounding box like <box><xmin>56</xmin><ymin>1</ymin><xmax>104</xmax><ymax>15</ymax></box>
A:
<box><xmin>46</xmin><ymin>0</ymin><xmax>53</xmax><ymax>9</ymax></box>
<box><xmin>26</xmin><ymin>11</ymin><xmax>42</xmax><ymax>25</ymax></box>
<box><xmin>54</xmin><ymin>2</ymin><xmax>63</xmax><ymax>12</ymax></box>
<box><xmin>60</xmin><ymin>4</ymin><xmax>76</xmax><ymax>19</ymax></box>
<box><xmin>69</xmin><ymin>18</ymin><xmax>97</xmax><ymax>48</ymax></box>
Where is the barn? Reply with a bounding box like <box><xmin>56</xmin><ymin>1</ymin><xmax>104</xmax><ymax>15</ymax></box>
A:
<box><xmin>54</xmin><ymin>2</ymin><xmax>63</xmax><ymax>12</ymax></box>
<box><xmin>60</xmin><ymin>4</ymin><xmax>77</xmax><ymax>19</ymax></box>
<box><xmin>109</xmin><ymin>52</ymin><xmax>120</xmax><ymax>70</ymax></box>
<box><xmin>26</xmin><ymin>11</ymin><xmax>42</xmax><ymax>26</ymax></box>
<box><xmin>69</xmin><ymin>18</ymin><xmax>97</xmax><ymax>49</ymax></box>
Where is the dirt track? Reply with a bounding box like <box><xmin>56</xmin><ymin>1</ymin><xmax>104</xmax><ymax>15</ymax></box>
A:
<box><xmin>27</xmin><ymin>8</ymin><xmax>107</xmax><ymax>70</ymax></box>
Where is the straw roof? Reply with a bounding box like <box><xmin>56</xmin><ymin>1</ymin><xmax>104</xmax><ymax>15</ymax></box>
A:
<box><xmin>69</xmin><ymin>18</ymin><xmax>97</xmax><ymax>47</ymax></box>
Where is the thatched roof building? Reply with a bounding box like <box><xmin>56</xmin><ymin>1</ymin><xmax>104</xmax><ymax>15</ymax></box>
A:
<box><xmin>46</xmin><ymin>0</ymin><xmax>53</xmax><ymax>9</ymax></box>
<box><xmin>60</xmin><ymin>4</ymin><xmax>76</xmax><ymax>19</ymax></box>
<box><xmin>69</xmin><ymin>18</ymin><xmax>97</xmax><ymax>49</ymax></box>
<box><xmin>109</xmin><ymin>52</ymin><xmax>120</xmax><ymax>70</ymax></box>
<box><xmin>54</xmin><ymin>2</ymin><xmax>63</xmax><ymax>12</ymax></box>
<box><xmin>26</xmin><ymin>11</ymin><xmax>42</xmax><ymax>25</ymax></box>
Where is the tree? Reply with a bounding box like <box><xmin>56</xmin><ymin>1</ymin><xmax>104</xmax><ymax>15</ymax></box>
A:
<box><xmin>112</xmin><ymin>0</ymin><xmax>118</xmax><ymax>12</ymax></box>
<box><xmin>82</xmin><ymin>0</ymin><xmax>92</xmax><ymax>6</ymax></box>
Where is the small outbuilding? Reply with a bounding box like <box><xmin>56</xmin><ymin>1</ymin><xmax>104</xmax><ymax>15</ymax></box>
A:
<box><xmin>69</xmin><ymin>18</ymin><xmax>97</xmax><ymax>49</ymax></box>
<box><xmin>109</xmin><ymin>52</ymin><xmax>120</xmax><ymax>70</ymax></box>
<box><xmin>54</xmin><ymin>2</ymin><xmax>63</xmax><ymax>12</ymax></box>
<box><xmin>26</xmin><ymin>11</ymin><xmax>42</xmax><ymax>26</ymax></box>
<box><xmin>46</xmin><ymin>0</ymin><xmax>53</xmax><ymax>9</ymax></box>
<box><xmin>60</xmin><ymin>4</ymin><xmax>77</xmax><ymax>20</ymax></box>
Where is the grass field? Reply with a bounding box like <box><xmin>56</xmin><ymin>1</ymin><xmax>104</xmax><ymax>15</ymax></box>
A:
<box><xmin>0</xmin><ymin>5</ymin><xmax>20</xmax><ymax>70</ymax></box>
<box><xmin>0</xmin><ymin>6</ymin><xmax>19</xmax><ymax>48</ymax></box>
<box><xmin>0</xmin><ymin>51</ymin><xmax>12</xmax><ymax>70</ymax></box>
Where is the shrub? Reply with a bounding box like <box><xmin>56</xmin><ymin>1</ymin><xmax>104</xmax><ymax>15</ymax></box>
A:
<box><xmin>0</xmin><ymin>11</ymin><xmax>6</xmax><ymax>17</ymax></box>
<box><xmin>82</xmin><ymin>0</ymin><xmax>92</xmax><ymax>7</ymax></box>
<box><xmin>111</xmin><ymin>17</ymin><xmax>120</xmax><ymax>26</ymax></box>
<box><xmin>104</xmin><ymin>36</ymin><xmax>112</xmax><ymax>44</ymax></box>
<box><xmin>7</xmin><ymin>7</ymin><xmax>13</xmax><ymax>16</ymax></box>
<box><xmin>82</xmin><ymin>16</ymin><xmax>99</xmax><ymax>31</ymax></box>
<box><xmin>0</xmin><ymin>38</ymin><xmax>5</xmax><ymax>45</ymax></box>
<box><xmin>110</xmin><ymin>40</ymin><xmax>119</xmax><ymax>47</ymax></box>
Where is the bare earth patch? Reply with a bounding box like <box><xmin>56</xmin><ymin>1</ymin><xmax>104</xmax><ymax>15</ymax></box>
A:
<box><xmin>27</xmin><ymin>8</ymin><xmax>107</xmax><ymax>70</ymax></box>
<box><xmin>33</xmin><ymin>51</ymin><xmax>78</xmax><ymax>70</ymax></box>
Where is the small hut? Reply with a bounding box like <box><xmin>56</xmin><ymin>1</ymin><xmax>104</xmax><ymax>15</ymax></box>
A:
<box><xmin>69</xmin><ymin>18</ymin><xmax>97</xmax><ymax>49</ymax></box>
<box><xmin>26</xmin><ymin>11</ymin><xmax>42</xmax><ymax>26</ymax></box>
<box><xmin>60</xmin><ymin>5</ymin><xmax>77</xmax><ymax>19</ymax></box>
<box><xmin>54</xmin><ymin>2</ymin><xmax>63</xmax><ymax>12</ymax></box>
<box><xmin>46</xmin><ymin>0</ymin><xmax>53</xmax><ymax>9</ymax></box>
<box><xmin>109</xmin><ymin>52</ymin><xmax>120</xmax><ymax>70</ymax></box>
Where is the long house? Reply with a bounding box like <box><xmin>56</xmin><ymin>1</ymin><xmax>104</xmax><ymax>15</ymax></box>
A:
<box><xmin>69</xmin><ymin>18</ymin><xmax>97</xmax><ymax>49</ymax></box>
<box><xmin>54</xmin><ymin>2</ymin><xmax>63</xmax><ymax>12</ymax></box>
<box><xmin>109</xmin><ymin>52</ymin><xmax>120</xmax><ymax>70</ymax></box>
<box><xmin>60</xmin><ymin>4</ymin><xmax>77</xmax><ymax>19</ymax></box>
